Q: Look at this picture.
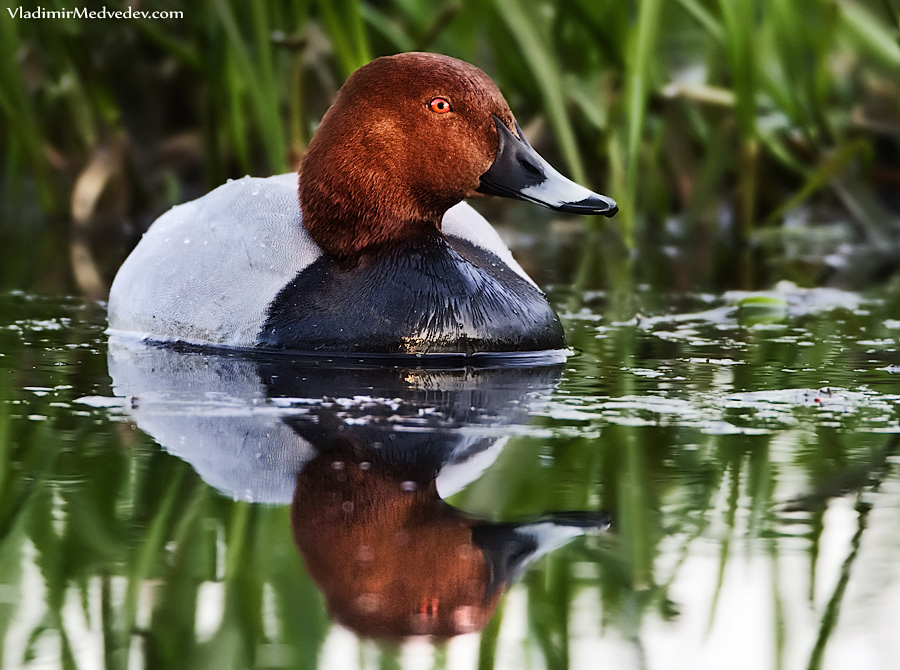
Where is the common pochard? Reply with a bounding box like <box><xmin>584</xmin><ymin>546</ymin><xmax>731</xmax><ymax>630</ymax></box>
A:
<box><xmin>108</xmin><ymin>52</ymin><xmax>617</xmax><ymax>356</ymax></box>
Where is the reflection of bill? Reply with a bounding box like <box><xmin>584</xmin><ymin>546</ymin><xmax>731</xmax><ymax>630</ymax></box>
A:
<box><xmin>108</xmin><ymin>339</ymin><xmax>609</xmax><ymax>638</ymax></box>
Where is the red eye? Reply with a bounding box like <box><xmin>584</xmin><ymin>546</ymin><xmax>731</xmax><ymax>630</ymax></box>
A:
<box><xmin>429</xmin><ymin>97</ymin><xmax>452</xmax><ymax>114</ymax></box>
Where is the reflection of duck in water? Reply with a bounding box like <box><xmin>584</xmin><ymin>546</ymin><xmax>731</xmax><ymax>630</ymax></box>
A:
<box><xmin>293</xmin><ymin>436</ymin><xmax>608</xmax><ymax>638</ymax></box>
<box><xmin>107</xmin><ymin>341</ymin><xmax>562</xmax><ymax>503</ymax></box>
<box><xmin>108</xmin><ymin>342</ymin><xmax>609</xmax><ymax>638</ymax></box>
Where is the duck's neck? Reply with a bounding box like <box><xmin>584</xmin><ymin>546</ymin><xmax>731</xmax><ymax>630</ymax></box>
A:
<box><xmin>298</xmin><ymin>170</ymin><xmax>452</xmax><ymax>262</ymax></box>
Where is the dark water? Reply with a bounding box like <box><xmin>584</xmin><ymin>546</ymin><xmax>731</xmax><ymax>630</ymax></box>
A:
<box><xmin>2</xmin><ymin>255</ymin><xmax>900</xmax><ymax>669</ymax></box>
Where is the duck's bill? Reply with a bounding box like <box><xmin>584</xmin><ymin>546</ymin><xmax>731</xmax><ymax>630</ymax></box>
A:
<box><xmin>477</xmin><ymin>115</ymin><xmax>618</xmax><ymax>217</ymax></box>
<box><xmin>474</xmin><ymin>511</ymin><xmax>610</xmax><ymax>595</ymax></box>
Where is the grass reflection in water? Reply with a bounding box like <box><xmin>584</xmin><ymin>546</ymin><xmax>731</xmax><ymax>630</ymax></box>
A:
<box><xmin>1</xmin><ymin>286</ymin><xmax>899</xmax><ymax>669</ymax></box>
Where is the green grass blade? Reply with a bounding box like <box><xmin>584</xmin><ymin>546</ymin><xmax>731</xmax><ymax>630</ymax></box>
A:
<box><xmin>837</xmin><ymin>0</ymin><xmax>900</xmax><ymax>69</ymax></box>
<box><xmin>214</xmin><ymin>0</ymin><xmax>288</xmax><ymax>173</ymax></box>
<box><xmin>317</xmin><ymin>0</ymin><xmax>372</xmax><ymax>78</ymax></box>
<box><xmin>493</xmin><ymin>0</ymin><xmax>587</xmax><ymax>184</ymax></box>
<box><xmin>761</xmin><ymin>138</ymin><xmax>870</xmax><ymax>227</ymax></box>
<box><xmin>122</xmin><ymin>468</ymin><xmax>186</xmax><ymax>664</ymax></box>
<box><xmin>477</xmin><ymin>597</ymin><xmax>504</xmax><ymax>670</ymax></box>
<box><xmin>675</xmin><ymin>0</ymin><xmax>724</xmax><ymax>44</ymax></box>
<box><xmin>619</xmin><ymin>0</ymin><xmax>662</xmax><ymax>246</ymax></box>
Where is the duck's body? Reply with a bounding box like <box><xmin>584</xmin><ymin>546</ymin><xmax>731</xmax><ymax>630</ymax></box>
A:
<box><xmin>259</xmin><ymin>219</ymin><xmax>563</xmax><ymax>354</ymax></box>
<box><xmin>108</xmin><ymin>53</ymin><xmax>616</xmax><ymax>356</ymax></box>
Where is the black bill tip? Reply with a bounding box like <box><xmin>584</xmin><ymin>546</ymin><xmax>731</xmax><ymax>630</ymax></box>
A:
<box><xmin>554</xmin><ymin>193</ymin><xmax>618</xmax><ymax>217</ymax></box>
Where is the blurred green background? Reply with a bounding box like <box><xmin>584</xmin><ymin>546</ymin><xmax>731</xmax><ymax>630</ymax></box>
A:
<box><xmin>1</xmin><ymin>0</ymin><xmax>899</xmax><ymax>296</ymax></box>
<box><xmin>2</xmin><ymin>4</ymin><xmax>900</xmax><ymax>668</ymax></box>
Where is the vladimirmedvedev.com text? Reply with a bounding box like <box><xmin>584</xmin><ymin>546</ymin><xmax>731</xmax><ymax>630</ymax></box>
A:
<box><xmin>7</xmin><ymin>6</ymin><xmax>183</xmax><ymax>19</ymax></box>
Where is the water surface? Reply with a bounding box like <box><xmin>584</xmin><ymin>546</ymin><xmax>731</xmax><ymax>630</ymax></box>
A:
<box><xmin>1</xmin><ymin>274</ymin><xmax>899</xmax><ymax>669</ymax></box>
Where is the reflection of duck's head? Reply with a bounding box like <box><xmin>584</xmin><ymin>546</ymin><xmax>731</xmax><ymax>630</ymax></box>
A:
<box><xmin>291</xmin><ymin>437</ymin><xmax>608</xmax><ymax>639</ymax></box>
<box><xmin>291</xmin><ymin>437</ymin><xmax>498</xmax><ymax>637</ymax></box>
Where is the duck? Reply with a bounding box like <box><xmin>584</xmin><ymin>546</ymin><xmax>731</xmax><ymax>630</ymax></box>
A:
<box><xmin>107</xmin><ymin>52</ymin><xmax>617</xmax><ymax>356</ymax></box>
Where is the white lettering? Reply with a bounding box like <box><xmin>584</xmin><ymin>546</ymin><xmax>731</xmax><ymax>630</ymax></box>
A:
<box><xmin>5</xmin><ymin>5</ymin><xmax>183</xmax><ymax>20</ymax></box>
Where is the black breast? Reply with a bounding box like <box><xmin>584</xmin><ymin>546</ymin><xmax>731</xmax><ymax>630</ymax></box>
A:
<box><xmin>258</xmin><ymin>235</ymin><xmax>565</xmax><ymax>355</ymax></box>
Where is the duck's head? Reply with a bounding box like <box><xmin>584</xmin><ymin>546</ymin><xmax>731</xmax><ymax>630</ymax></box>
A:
<box><xmin>299</xmin><ymin>52</ymin><xmax>617</xmax><ymax>261</ymax></box>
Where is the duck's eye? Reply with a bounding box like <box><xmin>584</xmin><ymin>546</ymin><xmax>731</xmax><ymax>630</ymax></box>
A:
<box><xmin>429</xmin><ymin>97</ymin><xmax>452</xmax><ymax>114</ymax></box>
